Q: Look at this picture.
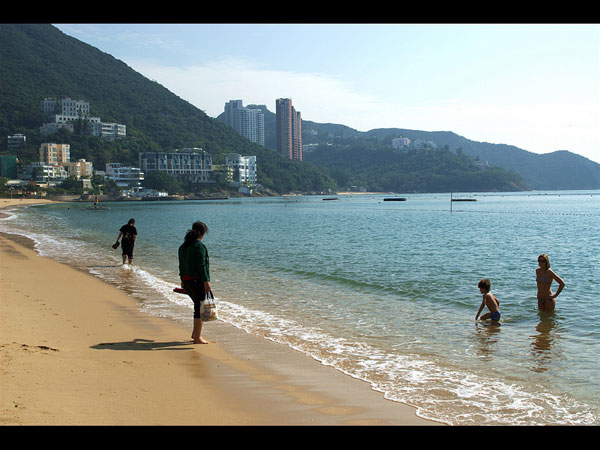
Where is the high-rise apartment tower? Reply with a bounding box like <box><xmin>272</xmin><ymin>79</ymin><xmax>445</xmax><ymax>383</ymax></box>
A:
<box><xmin>275</xmin><ymin>98</ymin><xmax>302</xmax><ymax>161</ymax></box>
<box><xmin>222</xmin><ymin>100</ymin><xmax>265</xmax><ymax>146</ymax></box>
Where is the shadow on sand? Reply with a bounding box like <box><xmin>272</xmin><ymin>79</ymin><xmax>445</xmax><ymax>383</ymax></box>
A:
<box><xmin>91</xmin><ymin>338</ymin><xmax>195</xmax><ymax>351</ymax></box>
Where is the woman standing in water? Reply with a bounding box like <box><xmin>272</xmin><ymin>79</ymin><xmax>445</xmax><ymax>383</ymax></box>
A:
<box><xmin>536</xmin><ymin>254</ymin><xmax>565</xmax><ymax>312</ymax></box>
<box><xmin>178</xmin><ymin>221</ymin><xmax>211</xmax><ymax>344</ymax></box>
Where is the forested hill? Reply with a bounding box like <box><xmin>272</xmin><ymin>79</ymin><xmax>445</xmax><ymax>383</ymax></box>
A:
<box><xmin>243</xmin><ymin>105</ymin><xmax>599</xmax><ymax>191</ymax></box>
<box><xmin>363</xmin><ymin>128</ymin><xmax>600</xmax><ymax>191</ymax></box>
<box><xmin>2</xmin><ymin>24</ymin><xmax>596</xmax><ymax>193</ymax></box>
<box><xmin>239</xmin><ymin>106</ymin><xmax>528</xmax><ymax>192</ymax></box>
<box><xmin>0</xmin><ymin>23</ymin><xmax>336</xmax><ymax>194</ymax></box>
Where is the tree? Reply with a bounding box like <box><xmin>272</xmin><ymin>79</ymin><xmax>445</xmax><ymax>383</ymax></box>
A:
<box><xmin>52</xmin><ymin>176</ymin><xmax>83</xmax><ymax>194</ymax></box>
<box><xmin>143</xmin><ymin>171</ymin><xmax>182</xmax><ymax>194</ymax></box>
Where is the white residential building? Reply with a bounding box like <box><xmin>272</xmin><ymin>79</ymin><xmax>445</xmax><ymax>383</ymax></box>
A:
<box><xmin>225</xmin><ymin>153</ymin><xmax>257</xmax><ymax>185</ymax></box>
<box><xmin>40</xmin><ymin>97</ymin><xmax>125</xmax><ymax>139</ymax></box>
<box><xmin>392</xmin><ymin>137</ymin><xmax>411</xmax><ymax>149</ymax></box>
<box><xmin>99</xmin><ymin>122</ymin><xmax>127</xmax><ymax>140</ymax></box>
<box><xmin>302</xmin><ymin>143</ymin><xmax>319</xmax><ymax>153</ymax></box>
<box><xmin>40</xmin><ymin>122</ymin><xmax>73</xmax><ymax>135</ymax></box>
<box><xmin>41</xmin><ymin>97</ymin><xmax>90</xmax><ymax>120</ymax></box>
<box><xmin>59</xmin><ymin>97</ymin><xmax>90</xmax><ymax>118</ymax></box>
<box><xmin>28</xmin><ymin>162</ymin><xmax>68</xmax><ymax>182</ymax></box>
<box><xmin>41</xmin><ymin>98</ymin><xmax>59</xmax><ymax>119</ymax></box>
<box><xmin>7</xmin><ymin>134</ymin><xmax>26</xmax><ymax>149</ymax></box>
<box><xmin>35</xmin><ymin>143</ymin><xmax>93</xmax><ymax>181</ymax></box>
<box><xmin>105</xmin><ymin>163</ymin><xmax>144</xmax><ymax>187</ymax></box>
<box><xmin>222</xmin><ymin>100</ymin><xmax>265</xmax><ymax>146</ymax></box>
<box><xmin>138</xmin><ymin>148</ymin><xmax>213</xmax><ymax>184</ymax></box>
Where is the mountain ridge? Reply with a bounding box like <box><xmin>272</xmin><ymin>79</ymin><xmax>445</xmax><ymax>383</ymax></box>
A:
<box><xmin>0</xmin><ymin>23</ymin><xmax>337</xmax><ymax>194</ymax></box>
<box><xmin>2</xmin><ymin>24</ymin><xmax>598</xmax><ymax>192</ymax></box>
<box><xmin>360</xmin><ymin>128</ymin><xmax>600</xmax><ymax>190</ymax></box>
<box><xmin>240</xmin><ymin>105</ymin><xmax>599</xmax><ymax>191</ymax></box>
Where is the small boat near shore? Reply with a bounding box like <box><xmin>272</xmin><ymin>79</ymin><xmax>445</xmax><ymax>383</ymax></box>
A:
<box><xmin>383</xmin><ymin>197</ymin><xmax>407</xmax><ymax>201</ymax></box>
<box><xmin>84</xmin><ymin>197</ymin><xmax>110</xmax><ymax>210</ymax></box>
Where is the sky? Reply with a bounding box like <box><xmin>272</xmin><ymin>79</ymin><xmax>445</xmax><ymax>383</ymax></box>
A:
<box><xmin>55</xmin><ymin>23</ymin><xmax>600</xmax><ymax>163</ymax></box>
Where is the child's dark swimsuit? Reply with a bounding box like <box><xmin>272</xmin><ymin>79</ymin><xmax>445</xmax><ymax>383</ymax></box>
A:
<box><xmin>485</xmin><ymin>293</ymin><xmax>501</xmax><ymax>321</ymax></box>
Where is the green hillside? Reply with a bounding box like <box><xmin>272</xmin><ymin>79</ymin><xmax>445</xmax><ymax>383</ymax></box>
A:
<box><xmin>363</xmin><ymin>129</ymin><xmax>600</xmax><ymax>190</ymax></box>
<box><xmin>0</xmin><ymin>24</ymin><xmax>336</xmax><ymax>194</ymax></box>
<box><xmin>3</xmin><ymin>24</ymin><xmax>595</xmax><ymax>194</ymax></box>
<box><xmin>238</xmin><ymin>105</ymin><xmax>528</xmax><ymax>192</ymax></box>
<box><xmin>240</xmin><ymin>107</ymin><xmax>599</xmax><ymax>192</ymax></box>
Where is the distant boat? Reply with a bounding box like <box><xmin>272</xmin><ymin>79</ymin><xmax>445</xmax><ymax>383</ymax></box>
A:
<box><xmin>322</xmin><ymin>197</ymin><xmax>339</xmax><ymax>201</ymax></box>
<box><xmin>383</xmin><ymin>197</ymin><xmax>407</xmax><ymax>201</ymax></box>
<box><xmin>451</xmin><ymin>198</ymin><xmax>477</xmax><ymax>202</ymax></box>
<box><xmin>85</xmin><ymin>196</ymin><xmax>110</xmax><ymax>209</ymax></box>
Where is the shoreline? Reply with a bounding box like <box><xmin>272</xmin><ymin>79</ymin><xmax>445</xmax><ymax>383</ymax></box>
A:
<box><xmin>0</xmin><ymin>199</ymin><xmax>439</xmax><ymax>425</ymax></box>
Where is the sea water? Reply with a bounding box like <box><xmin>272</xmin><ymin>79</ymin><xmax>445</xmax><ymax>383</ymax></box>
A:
<box><xmin>2</xmin><ymin>191</ymin><xmax>599</xmax><ymax>425</ymax></box>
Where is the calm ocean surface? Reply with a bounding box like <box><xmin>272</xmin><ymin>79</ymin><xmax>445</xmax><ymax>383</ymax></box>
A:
<box><xmin>2</xmin><ymin>191</ymin><xmax>599</xmax><ymax>425</ymax></box>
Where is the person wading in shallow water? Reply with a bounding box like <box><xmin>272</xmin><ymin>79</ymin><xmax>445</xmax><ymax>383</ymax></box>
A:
<box><xmin>115</xmin><ymin>218</ymin><xmax>137</xmax><ymax>265</ymax></box>
<box><xmin>536</xmin><ymin>253</ymin><xmax>565</xmax><ymax>312</ymax></box>
<box><xmin>178</xmin><ymin>221</ymin><xmax>211</xmax><ymax>344</ymax></box>
<box><xmin>475</xmin><ymin>278</ymin><xmax>501</xmax><ymax>324</ymax></box>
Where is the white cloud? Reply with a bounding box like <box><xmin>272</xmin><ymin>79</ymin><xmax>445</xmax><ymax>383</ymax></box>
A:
<box><xmin>128</xmin><ymin>57</ymin><xmax>388</xmax><ymax>123</ymax></box>
<box><xmin>127</xmin><ymin>58</ymin><xmax>600</xmax><ymax>163</ymax></box>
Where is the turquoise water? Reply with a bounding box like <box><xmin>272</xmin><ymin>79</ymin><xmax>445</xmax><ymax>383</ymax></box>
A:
<box><xmin>2</xmin><ymin>191</ymin><xmax>599</xmax><ymax>425</ymax></box>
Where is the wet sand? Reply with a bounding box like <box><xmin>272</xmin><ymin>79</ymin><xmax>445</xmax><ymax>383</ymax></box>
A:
<box><xmin>0</xmin><ymin>198</ymin><xmax>439</xmax><ymax>425</ymax></box>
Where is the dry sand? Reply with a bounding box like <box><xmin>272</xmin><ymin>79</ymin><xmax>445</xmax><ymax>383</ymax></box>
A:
<box><xmin>0</xmin><ymin>198</ymin><xmax>439</xmax><ymax>426</ymax></box>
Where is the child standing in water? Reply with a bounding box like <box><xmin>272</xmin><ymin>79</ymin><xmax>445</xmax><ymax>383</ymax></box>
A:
<box><xmin>476</xmin><ymin>278</ymin><xmax>501</xmax><ymax>323</ymax></box>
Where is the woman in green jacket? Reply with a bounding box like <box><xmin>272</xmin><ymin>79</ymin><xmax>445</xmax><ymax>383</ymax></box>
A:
<box><xmin>178</xmin><ymin>221</ymin><xmax>211</xmax><ymax>344</ymax></box>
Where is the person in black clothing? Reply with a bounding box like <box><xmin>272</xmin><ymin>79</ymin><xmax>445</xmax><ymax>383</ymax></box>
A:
<box><xmin>115</xmin><ymin>218</ymin><xmax>137</xmax><ymax>265</ymax></box>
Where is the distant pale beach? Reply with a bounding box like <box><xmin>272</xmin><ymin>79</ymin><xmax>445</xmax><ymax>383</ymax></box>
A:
<box><xmin>0</xmin><ymin>198</ymin><xmax>437</xmax><ymax>425</ymax></box>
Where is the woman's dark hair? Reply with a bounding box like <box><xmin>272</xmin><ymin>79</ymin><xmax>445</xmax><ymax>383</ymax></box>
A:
<box><xmin>192</xmin><ymin>221</ymin><xmax>208</xmax><ymax>234</ymax></box>
<box><xmin>183</xmin><ymin>221</ymin><xmax>208</xmax><ymax>246</ymax></box>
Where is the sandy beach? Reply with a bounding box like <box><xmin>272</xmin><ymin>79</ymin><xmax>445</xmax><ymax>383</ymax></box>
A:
<box><xmin>0</xmin><ymin>198</ymin><xmax>438</xmax><ymax>426</ymax></box>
